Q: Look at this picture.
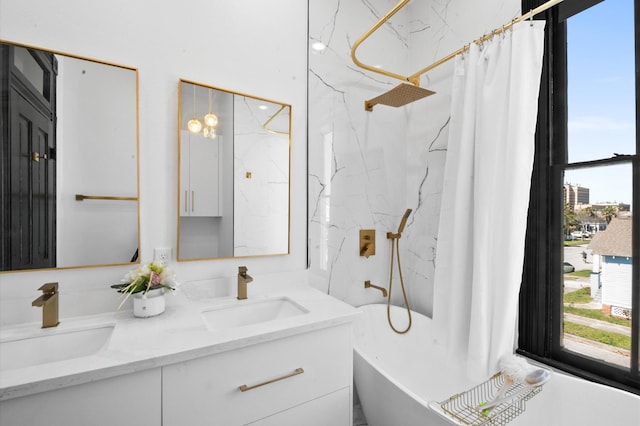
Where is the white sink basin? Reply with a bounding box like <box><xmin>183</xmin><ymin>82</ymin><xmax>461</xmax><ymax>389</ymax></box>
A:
<box><xmin>201</xmin><ymin>297</ymin><xmax>308</xmax><ymax>331</ymax></box>
<box><xmin>0</xmin><ymin>325</ymin><xmax>115</xmax><ymax>371</ymax></box>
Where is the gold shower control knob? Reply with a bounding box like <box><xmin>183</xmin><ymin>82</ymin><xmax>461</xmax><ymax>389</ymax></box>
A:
<box><xmin>359</xmin><ymin>229</ymin><xmax>375</xmax><ymax>258</ymax></box>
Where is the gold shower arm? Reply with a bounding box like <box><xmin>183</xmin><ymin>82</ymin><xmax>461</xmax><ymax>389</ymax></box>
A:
<box><xmin>352</xmin><ymin>0</ymin><xmax>566</xmax><ymax>111</ymax></box>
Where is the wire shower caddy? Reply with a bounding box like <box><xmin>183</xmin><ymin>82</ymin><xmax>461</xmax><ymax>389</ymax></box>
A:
<box><xmin>429</xmin><ymin>371</ymin><xmax>547</xmax><ymax>426</ymax></box>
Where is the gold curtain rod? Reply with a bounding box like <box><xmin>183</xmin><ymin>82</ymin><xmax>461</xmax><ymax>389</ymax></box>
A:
<box><xmin>351</xmin><ymin>0</ymin><xmax>413</xmax><ymax>84</ymax></box>
<box><xmin>262</xmin><ymin>105</ymin><xmax>290</xmax><ymax>135</ymax></box>
<box><xmin>352</xmin><ymin>0</ymin><xmax>565</xmax><ymax>111</ymax></box>
<box><xmin>75</xmin><ymin>194</ymin><xmax>138</xmax><ymax>201</ymax></box>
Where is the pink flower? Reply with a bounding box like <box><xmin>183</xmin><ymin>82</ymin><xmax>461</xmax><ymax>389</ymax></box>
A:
<box><xmin>150</xmin><ymin>272</ymin><xmax>162</xmax><ymax>286</ymax></box>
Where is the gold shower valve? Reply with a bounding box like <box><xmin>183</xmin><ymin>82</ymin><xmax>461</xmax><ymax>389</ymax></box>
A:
<box><xmin>359</xmin><ymin>229</ymin><xmax>375</xmax><ymax>258</ymax></box>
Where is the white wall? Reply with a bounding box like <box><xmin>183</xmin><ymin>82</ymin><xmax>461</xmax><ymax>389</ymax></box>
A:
<box><xmin>308</xmin><ymin>0</ymin><xmax>521</xmax><ymax>316</ymax></box>
<box><xmin>0</xmin><ymin>0</ymin><xmax>308</xmax><ymax>326</ymax></box>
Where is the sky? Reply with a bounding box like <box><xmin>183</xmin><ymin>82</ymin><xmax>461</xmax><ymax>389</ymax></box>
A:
<box><xmin>565</xmin><ymin>0</ymin><xmax>635</xmax><ymax>206</ymax></box>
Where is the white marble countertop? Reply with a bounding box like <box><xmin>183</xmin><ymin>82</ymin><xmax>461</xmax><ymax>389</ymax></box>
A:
<box><xmin>0</xmin><ymin>285</ymin><xmax>359</xmax><ymax>402</ymax></box>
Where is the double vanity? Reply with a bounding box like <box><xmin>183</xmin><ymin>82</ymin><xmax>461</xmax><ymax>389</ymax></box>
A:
<box><xmin>0</xmin><ymin>284</ymin><xmax>358</xmax><ymax>426</ymax></box>
<box><xmin>0</xmin><ymin>39</ymin><xmax>352</xmax><ymax>426</ymax></box>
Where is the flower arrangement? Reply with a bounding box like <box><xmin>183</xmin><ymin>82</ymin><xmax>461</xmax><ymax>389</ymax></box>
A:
<box><xmin>111</xmin><ymin>262</ymin><xmax>176</xmax><ymax>308</ymax></box>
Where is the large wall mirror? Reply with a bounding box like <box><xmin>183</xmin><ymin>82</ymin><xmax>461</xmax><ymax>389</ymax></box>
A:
<box><xmin>0</xmin><ymin>40</ymin><xmax>140</xmax><ymax>272</ymax></box>
<box><xmin>178</xmin><ymin>80</ymin><xmax>290</xmax><ymax>260</ymax></box>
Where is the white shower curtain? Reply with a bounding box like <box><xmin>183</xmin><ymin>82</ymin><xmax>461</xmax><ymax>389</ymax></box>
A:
<box><xmin>433</xmin><ymin>21</ymin><xmax>546</xmax><ymax>381</ymax></box>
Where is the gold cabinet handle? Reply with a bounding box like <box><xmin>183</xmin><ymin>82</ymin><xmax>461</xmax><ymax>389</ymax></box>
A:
<box><xmin>191</xmin><ymin>190</ymin><xmax>195</xmax><ymax>212</ymax></box>
<box><xmin>239</xmin><ymin>368</ymin><xmax>304</xmax><ymax>392</ymax></box>
<box><xmin>75</xmin><ymin>194</ymin><xmax>137</xmax><ymax>201</ymax></box>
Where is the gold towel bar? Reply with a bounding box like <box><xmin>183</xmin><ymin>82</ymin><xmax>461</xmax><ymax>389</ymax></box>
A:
<box><xmin>239</xmin><ymin>368</ymin><xmax>304</xmax><ymax>392</ymax></box>
<box><xmin>75</xmin><ymin>194</ymin><xmax>138</xmax><ymax>201</ymax></box>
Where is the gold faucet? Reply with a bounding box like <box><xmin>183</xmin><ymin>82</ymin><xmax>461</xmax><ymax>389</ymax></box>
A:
<box><xmin>237</xmin><ymin>266</ymin><xmax>253</xmax><ymax>300</ymax></box>
<box><xmin>32</xmin><ymin>282</ymin><xmax>60</xmax><ymax>328</ymax></box>
<box><xmin>364</xmin><ymin>280</ymin><xmax>388</xmax><ymax>297</ymax></box>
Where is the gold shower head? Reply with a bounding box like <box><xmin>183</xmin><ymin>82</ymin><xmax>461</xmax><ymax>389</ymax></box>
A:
<box><xmin>365</xmin><ymin>83</ymin><xmax>435</xmax><ymax>111</ymax></box>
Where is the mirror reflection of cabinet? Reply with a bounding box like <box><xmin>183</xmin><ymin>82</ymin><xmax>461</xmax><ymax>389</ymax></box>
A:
<box><xmin>179</xmin><ymin>131</ymin><xmax>221</xmax><ymax>217</ymax></box>
<box><xmin>177</xmin><ymin>80</ymin><xmax>291</xmax><ymax>261</ymax></box>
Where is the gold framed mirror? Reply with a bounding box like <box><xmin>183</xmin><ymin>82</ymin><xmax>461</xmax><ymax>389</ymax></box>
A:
<box><xmin>0</xmin><ymin>40</ymin><xmax>140</xmax><ymax>272</ymax></box>
<box><xmin>177</xmin><ymin>79</ymin><xmax>290</xmax><ymax>261</ymax></box>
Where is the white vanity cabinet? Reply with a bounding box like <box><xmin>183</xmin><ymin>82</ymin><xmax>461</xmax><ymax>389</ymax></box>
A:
<box><xmin>245</xmin><ymin>387</ymin><xmax>350</xmax><ymax>426</ymax></box>
<box><xmin>180</xmin><ymin>130</ymin><xmax>221</xmax><ymax>217</ymax></box>
<box><xmin>162</xmin><ymin>323</ymin><xmax>353</xmax><ymax>426</ymax></box>
<box><xmin>0</xmin><ymin>368</ymin><xmax>161</xmax><ymax>426</ymax></box>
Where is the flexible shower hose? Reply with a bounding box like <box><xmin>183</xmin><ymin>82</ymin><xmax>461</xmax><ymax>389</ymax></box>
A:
<box><xmin>386</xmin><ymin>235</ymin><xmax>412</xmax><ymax>334</ymax></box>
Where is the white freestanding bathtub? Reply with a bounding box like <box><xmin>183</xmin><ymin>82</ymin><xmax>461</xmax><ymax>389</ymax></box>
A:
<box><xmin>353</xmin><ymin>304</ymin><xmax>640</xmax><ymax>426</ymax></box>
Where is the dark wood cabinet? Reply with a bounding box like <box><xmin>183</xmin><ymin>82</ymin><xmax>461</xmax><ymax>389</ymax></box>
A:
<box><xmin>1</xmin><ymin>43</ymin><xmax>57</xmax><ymax>270</ymax></box>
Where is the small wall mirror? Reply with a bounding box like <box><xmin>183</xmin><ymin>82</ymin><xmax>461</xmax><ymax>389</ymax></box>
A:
<box><xmin>177</xmin><ymin>80</ymin><xmax>290</xmax><ymax>260</ymax></box>
<box><xmin>0</xmin><ymin>41</ymin><xmax>140</xmax><ymax>272</ymax></box>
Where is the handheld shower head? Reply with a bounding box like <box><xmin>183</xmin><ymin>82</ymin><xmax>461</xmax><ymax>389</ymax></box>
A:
<box><xmin>388</xmin><ymin>208</ymin><xmax>412</xmax><ymax>240</ymax></box>
<box><xmin>397</xmin><ymin>208</ymin><xmax>412</xmax><ymax>234</ymax></box>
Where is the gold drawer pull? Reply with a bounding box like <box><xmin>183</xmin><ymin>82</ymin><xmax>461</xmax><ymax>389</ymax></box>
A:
<box><xmin>239</xmin><ymin>368</ymin><xmax>304</xmax><ymax>392</ymax></box>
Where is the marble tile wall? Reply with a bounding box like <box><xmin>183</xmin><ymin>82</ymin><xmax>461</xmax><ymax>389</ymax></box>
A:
<box><xmin>233</xmin><ymin>100</ymin><xmax>290</xmax><ymax>257</ymax></box>
<box><xmin>308</xmin><ymin>0</ymin><xmax>520</xmax><ymax>317</ymax></box>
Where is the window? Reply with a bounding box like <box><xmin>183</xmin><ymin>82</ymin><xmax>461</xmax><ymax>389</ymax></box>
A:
<box><xmin>519</xmin><ymin>0</ymin><xmax>639</xmax><ymax>393</ymax></box>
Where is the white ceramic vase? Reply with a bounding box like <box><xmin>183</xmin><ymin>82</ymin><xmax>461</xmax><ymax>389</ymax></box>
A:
<box><xmin>133</xmin><ymin>288</ymin><xmax>166</xmax><ymax>318</ymax></box>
